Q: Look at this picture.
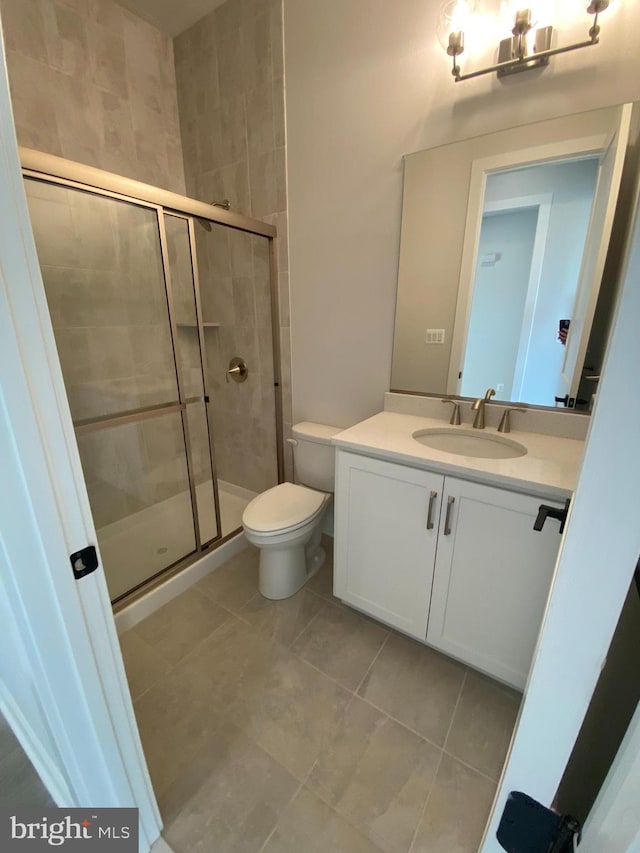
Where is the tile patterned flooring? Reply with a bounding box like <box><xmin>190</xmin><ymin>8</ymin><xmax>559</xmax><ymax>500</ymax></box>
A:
<box><xmin>0</xmin><ymin>712</ymin><xmax>54</xmax><ymax>810</ymax></box>
<box><xmin>120</xmin><ymin>539</ymin><xmax>521</xmax><ymax>853</ymax></box>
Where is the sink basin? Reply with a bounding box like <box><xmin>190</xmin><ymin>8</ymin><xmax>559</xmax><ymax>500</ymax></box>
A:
<box><xmin>412</xmin><ymin>428</ymin><xmax>527</xmax><ymax>459</ymax></box>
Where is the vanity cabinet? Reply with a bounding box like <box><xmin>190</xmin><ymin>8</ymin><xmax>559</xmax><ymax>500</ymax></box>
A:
<box><xmin>426</xmin><ymin>477</ymin><xmax>563</xmax><ymax>689</ymax></box>
<box><xmin>334</xmin><ymin>449</ymin><xmax>565</xmax><ymax>689</ymax></box>
<box><xmin>333</xmin><ymin>452</ymin><xmax>443</xmax><ymax>641</ymax></box>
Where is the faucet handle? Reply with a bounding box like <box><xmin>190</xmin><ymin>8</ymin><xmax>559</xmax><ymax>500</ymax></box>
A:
<box><xmin>441</xmin><ymin>398</ymin><xmax>462</xmax><ymax>425</ymax></box>
<box><xmin>497</xmin><ymin>407</ymin><xmax>526</xmax><ymax>433</ymax></box>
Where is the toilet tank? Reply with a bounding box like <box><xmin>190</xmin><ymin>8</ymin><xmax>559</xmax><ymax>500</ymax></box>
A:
<box><xmin>291</xmin><ymin>422</ymin><xmax>342</xmax><ymax>492</ymax></box>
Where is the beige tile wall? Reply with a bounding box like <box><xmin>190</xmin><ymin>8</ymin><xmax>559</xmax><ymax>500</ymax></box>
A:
<box><xmin>174</xmin><ymin>0</ymin><xmax>293</xmax><ymax>484</ymax></box>
<box><xmin>0</xmin><ymin>0</ymin><xmax>186</xmax><ymax>193</ymax></box>
<box><xmin>196</xmin><ymin>222</ymin><xmax>278</xmax><ymax>495</ymax></box>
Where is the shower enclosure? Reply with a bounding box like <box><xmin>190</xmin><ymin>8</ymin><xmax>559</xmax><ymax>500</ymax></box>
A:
<box><xmin>22</xmin><ymin>151</ymin><xmax>282</xmax><ymax>605</ymax></box>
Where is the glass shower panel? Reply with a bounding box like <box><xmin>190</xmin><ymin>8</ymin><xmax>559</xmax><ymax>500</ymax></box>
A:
<box><xmin>77</xmin><ymin>412</ymin><xmax>196</xmax><ymax>601</ymax></box>
<box><xmin>24</xmin><ymin>179</ymin><xmax>179</xmax><ymax>421</ymax></box>
<box><xmin>193</xmin><ymin>221</ymin><xmax>278</xmax><ymax>536</ymax></box>
<box><xmin>24</xmin><ymin>176</ymin><xmax>200</xmax><ymax>601</ymax></box>
<box><xmin>164</xmin><ymin>214</ymin><xmax>220</xmax><ymax>545</ymax></box>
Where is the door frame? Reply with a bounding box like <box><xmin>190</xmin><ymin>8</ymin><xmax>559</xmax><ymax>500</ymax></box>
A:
<box><xmin>460</xmin><ymin>193</ymin><xmax>552</xmax><ymax>400</ymax></box>
<box><xmin>481</xmin><ymin>173</ymin><xmax>640</xmax><ymax>851</ymax></box>
<box><xmin>447</xmin><ymin>130</ymin><xmax>621</xmax><ymax>397</ymax></box>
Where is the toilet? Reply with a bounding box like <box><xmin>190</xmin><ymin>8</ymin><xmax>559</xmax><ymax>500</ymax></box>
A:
<box><xmin>242</xmin><ymin>422</ymin><xmax>341</xmax><ymax>600</ymax></box>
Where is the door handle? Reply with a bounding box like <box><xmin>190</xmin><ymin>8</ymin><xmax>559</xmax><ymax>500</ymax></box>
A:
<box><xmin>444</xmin><ymin>496</ymin><xmax>455</xmax><ymax>535</ymax></box>
<box><xmin>533</xmin><ymin>498</ymin><xmax>571</xmax><ymax>534</ymax></box>
<box><xmin>426</xmin><ymin>490</ymin><xmax>438</xmax><ymax>530</ymax></box>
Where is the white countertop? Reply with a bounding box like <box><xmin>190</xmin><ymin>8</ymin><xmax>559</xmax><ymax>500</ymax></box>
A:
<box><xmin>332</xmin><ymin>411</ymin><xmax>585</xmax><ymax>499</ymax></box>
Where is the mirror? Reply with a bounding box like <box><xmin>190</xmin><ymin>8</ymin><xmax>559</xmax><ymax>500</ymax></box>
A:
<box><xmin>391</xmin><ymin>102</ymin><xmax>637</xmax><ymax>411</ymax></box>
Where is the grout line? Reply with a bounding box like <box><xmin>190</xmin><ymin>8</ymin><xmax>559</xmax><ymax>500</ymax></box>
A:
<box><xmin>129</xmin><ymin>611</ymin><xmax>232</xmax><ymax>704</ymax></box>
<box><xmin>256</xmin><ymin>779</ymin><xmax>304</xmax><ymax>853</ymax></box>
<box><xmin>440</xmin><ymin>750</ymin><xmax>501</xmax><ymax>785</ymax></box>
<box><xmin>408</xmin><ymin>747</ymin><xmax>445</xmax><ymax>853</ymax></box>
<box><xmin>406</xmin><ymin>670</ymin><xmax>469</xmax><ymax>853</ymax></box>
<box><xmin>353</xmin><ymin>631</ymin><xmax>390</xmax><ymax>696</ymax></box>
<box><xmin>442</xmin><ymin>669</ymin><xmax>467</xmax><ymax>755</ymax></box>
<box><xmin>284</xmin><ymin>650</ymin><xmax>355</xmax><ymax>697</ymax></box>
<box><xmin>287</xmin><ymin>599</ymin><xmax>326</xmax><ymax>649</ymax></box>
<box><xmin>354</xmin><ymin>695</ymin><xmax>446</xmax><ymax>755</ymax></box>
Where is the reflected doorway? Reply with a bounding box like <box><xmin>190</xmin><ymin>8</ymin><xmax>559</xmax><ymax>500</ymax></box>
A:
<box><xmin>459</xmin><ymin>157</ymin><xmax>600</xmax><ymax>406</ymax></box>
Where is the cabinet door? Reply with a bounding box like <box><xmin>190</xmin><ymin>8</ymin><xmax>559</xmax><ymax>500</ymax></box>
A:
<box><xmin>427</xmin><ymin>477</ymin><xmax>563</xmax><ymax>689</ymax></box>
<box><xmin>334</xmin><ymin>451</ymin><xmax>443</xmax><ymax>640</ymax></box>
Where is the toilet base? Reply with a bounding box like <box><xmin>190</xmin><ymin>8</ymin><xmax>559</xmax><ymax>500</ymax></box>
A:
<box><xmin>258</xmin><ymin>524</ymin><xmax>326</xmax><ymax>600</ymax></box>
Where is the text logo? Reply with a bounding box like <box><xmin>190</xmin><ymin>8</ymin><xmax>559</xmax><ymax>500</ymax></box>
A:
<box><xmin>1</xmin><ymin>809</ymin><xmax>137</xmax><ymax>851</ymax></box>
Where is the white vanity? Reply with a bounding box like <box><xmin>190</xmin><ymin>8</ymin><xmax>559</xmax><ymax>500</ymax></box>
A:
<box><xmin>332</xmin><ymin>400</ymin><xmax>586</xmax><ymax>690</ymax></box>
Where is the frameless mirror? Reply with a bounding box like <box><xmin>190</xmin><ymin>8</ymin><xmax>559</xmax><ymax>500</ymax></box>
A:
<box><xmin>391</xmin><ymin>102</ymin><xmax>636</xmax><ymax>410</ymax></box>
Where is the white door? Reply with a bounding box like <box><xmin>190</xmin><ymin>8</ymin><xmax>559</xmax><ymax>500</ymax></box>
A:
<box><xmin>481</xmin><ymin>177</ymin><xmax>640</xmax><ymax>850</ymax></box>
<box><xmin>0</xmin><ymin>17</ymin><xmax>163</xmax><ymax>851</ymax></box>
<box><xmin>557</xmin><ymin>103</ymin><xmax>632</xmax><ymax>404</ymax></box>
<box><xmin>427</xmin><ymin>477</ymin><xmax>563</xmax><ymax>690</ymax></box>
<box><xmin>334</xmin><ymin>451</ymin><xmax>442</xmax><ymax>640</ymax></box>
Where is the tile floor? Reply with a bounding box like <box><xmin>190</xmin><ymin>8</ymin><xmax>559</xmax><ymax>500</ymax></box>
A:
<box><xmin>0</xmin><ymin>712</ymin><xmax>54</xmax><ymax>810</ymax></box>
<box><xmin>119</xmin><ymin>538</ymin><xmax>521</xmax><ymax>853</ymax></box>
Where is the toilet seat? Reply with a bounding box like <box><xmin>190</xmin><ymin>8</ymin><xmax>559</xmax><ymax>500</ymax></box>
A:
<box><xmin>242</xmin><ymin>482</ymin><xmax>327</xmax><ymax>536</ymax></box>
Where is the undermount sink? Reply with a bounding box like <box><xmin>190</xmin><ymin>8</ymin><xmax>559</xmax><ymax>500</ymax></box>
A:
<box><xmin>412</xmin><ymin>428</ymin><xmax>527</xmax><ymax>459</ymax></box>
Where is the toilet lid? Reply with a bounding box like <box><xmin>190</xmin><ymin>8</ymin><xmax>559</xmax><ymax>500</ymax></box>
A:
<box><xmin>242</xmin><ymin>483</ymin><xmax>326</xmax><ymax>533</ymax></box>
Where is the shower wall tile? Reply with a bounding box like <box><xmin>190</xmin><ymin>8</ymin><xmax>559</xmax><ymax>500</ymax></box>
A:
<box><xmin>3</xmin><ymin>50</ymin><xmax>62</xmax><ymax>155</ymax></box>
<box><xmin>45</xmin><ymin>2</ymin><xmax>89</xmax><ymax>77</ymax></box>
<box><xmin>175</xmin><ymin>0</ymin><xmax>291</xmax><ymax>484</ymax></box>
<box><xmin>272</xmin><ymin>77</ymin><xmax>285</xmax><ymax>148</ymax></box>
<box><xmin>0</xmin><ymin>0</ymin><xmax>48</xmax><ymax>61</ymax></box>
<box><xmin>0</xmin><ymin>0</ymin><xmax>186</xmax><ymax>194</ymax></box>
<box><xmin>278</xmin><ymin>271</ymin><xmax>290</xmax><ymax>328</ymax></box>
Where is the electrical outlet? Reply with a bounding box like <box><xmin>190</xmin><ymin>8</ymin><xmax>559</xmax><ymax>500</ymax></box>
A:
<box><xmin>497</xmin><ymin>383</ymin><xmax>505</xmax><ymax>393</ymax></box>
<box><xmin>425</xmin><ymin>329</ymin><xmax>445</xmax><ymax>344</ymax></box>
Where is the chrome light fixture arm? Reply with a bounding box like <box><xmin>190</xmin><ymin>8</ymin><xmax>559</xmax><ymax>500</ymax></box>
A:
<box><xmin>446</xmin><ymin>1</ymin><xmax>611</xmax><ymax>83</ymax></box>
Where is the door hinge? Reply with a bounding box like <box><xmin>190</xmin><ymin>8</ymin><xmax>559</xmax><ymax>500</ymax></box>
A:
<box><xmin>70</xmin><ymin>545</ymin><xmax>99</xmax><ymax>580</ymax></box>
<box><xmin>497</xmin><ymin>791</ymin><xmax>580</xmax><ymax>853</ymax></box>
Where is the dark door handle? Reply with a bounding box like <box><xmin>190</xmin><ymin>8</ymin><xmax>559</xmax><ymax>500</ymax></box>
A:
<box><xmin>534</xmin><ymin>498</ymin><xmax>571</xmax><ymax>534</ymax></box>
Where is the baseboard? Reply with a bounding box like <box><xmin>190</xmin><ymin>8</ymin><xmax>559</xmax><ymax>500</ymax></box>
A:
<box><xmin>114</xmin><ymin>533</ymin><xmax>249</xmax><ymax>634</ymax></box>
<box><xmin>0</xmin><ymin>689</ymin><xmax>73</xmax><ymax>807</ymax></box>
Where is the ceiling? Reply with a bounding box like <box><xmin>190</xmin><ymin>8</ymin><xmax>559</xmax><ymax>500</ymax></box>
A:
<box><xmin>113</xmin><ymin>0</ymin><xmax>229</xmax><ymax>37</ymax></box>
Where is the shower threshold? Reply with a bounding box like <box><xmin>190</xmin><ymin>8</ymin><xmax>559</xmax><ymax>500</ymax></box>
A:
<box><xmin>99</xmin><ymin>480</ymin><xmax>256</xmax><ymax>602</ymax></box>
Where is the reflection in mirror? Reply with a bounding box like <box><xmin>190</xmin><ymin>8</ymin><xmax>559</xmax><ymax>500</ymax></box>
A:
<box><xmin>460</xmin><ymin>158</ymin><xmax>599</xmax><ymax>406</ymax></box>
<box><xmin>391</xmin><ymin>102</ymin><xmax>636</xmax><ymax>411</ymax></box>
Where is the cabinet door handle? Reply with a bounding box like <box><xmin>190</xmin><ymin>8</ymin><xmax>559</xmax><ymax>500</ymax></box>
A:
<box><xmin>444</xmin><ymin>496</ymin><xmax>455</xmax><ymax>535</ymax></box>
<box><xmin>426</xmin><ymin>490</ymin><xmax>438</xmax><ymax>529</ymax></box>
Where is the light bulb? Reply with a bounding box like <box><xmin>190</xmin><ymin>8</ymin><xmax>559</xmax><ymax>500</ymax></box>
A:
<box><xmin>437</xmin><ymin>0</ymin><xmax>476</xmax><ymax>52</ymax></box>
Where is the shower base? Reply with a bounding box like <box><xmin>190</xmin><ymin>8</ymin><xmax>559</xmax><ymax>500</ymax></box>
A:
<box><xmin>98</xmin><ymin>480</ymin><xmax>256</xmax><ymax>601</ymax></box>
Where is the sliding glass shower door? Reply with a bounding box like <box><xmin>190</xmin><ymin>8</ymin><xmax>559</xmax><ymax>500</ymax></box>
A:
<box><xmin>24</xmin><ymin>178</ymin><xmax>217</xmax><ymax>601</ymax></box>
<box><xmin>192</xmin><ymin>221</ymin><xmax>280</xmax><ymax>536</ymax></box>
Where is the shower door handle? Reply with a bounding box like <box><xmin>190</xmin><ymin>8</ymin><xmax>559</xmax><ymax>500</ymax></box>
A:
<box><xmin>226</xmin><ymin>357</ymin><xmax>248</xmax><ymax>383</ymax></box>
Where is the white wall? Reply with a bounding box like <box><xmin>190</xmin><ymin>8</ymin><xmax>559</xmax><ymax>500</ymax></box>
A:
<box><xmin>461</xmin><ymin>208</ymin><xmax>538</xmax><ymax>398</ymax></box>
<box><xmin>284</xmin><ymin>0</ymin><xmax>640</xmax><ymax>428</ymax></box>
<box><xmin>484</xmin><ymin>159</ymin><xmax>599</xmax><ymax>405</ymax></box>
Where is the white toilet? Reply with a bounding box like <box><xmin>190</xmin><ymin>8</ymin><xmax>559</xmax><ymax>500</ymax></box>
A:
<box><xmin>242</xmin><ymin>422</ymin><xmax>341</xmax><ymax>600</ymax></box>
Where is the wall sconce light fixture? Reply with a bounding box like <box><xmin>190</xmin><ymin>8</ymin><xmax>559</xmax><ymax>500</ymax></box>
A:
<box><xmin>440</xmin><ymin>1</ymin><xmax>612</xmax><ymax>82</ymax></box>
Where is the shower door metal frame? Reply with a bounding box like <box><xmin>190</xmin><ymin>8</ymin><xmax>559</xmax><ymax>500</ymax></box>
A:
<box><xmin>163</xmin><ymin>210</ymin><xmax>224</xmax><ymax>549</ymax></box>
<box><xmin>21</xmin><ymin>148</ymin><xmax>284</xmax><ymax>609</ymax></box>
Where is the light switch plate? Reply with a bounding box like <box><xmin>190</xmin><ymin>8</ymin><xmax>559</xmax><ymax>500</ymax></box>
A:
<box><xmin>425</xmin><ymin>329</ymin><xmax>445</xmax><ymax>344</ymax></box>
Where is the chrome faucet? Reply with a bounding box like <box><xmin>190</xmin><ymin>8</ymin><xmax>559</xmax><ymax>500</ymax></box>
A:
<box><xmin>471</xmin><ymin>388</ymin><xmax>496</xmax><ymax>429</ymax></box>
